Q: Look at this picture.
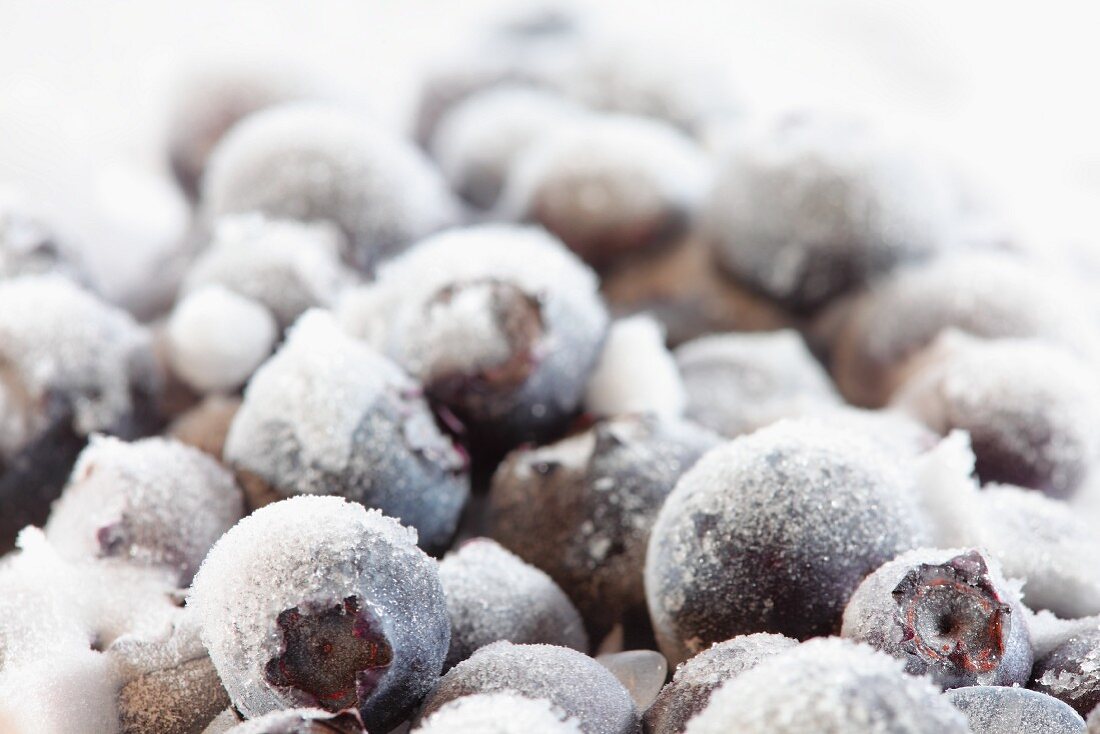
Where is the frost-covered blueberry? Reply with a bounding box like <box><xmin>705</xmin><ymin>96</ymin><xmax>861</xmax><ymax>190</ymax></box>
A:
<box><xmin>0</xmin><ymin>275</ymin><xmax>161</xmax><ymax>549</ymax></box>
<box><xmin>0</xmin><ymin>191</ymin><xmax>83</xmax><ymax>281</ymax></box>
<box><xmin>681</xmin><ymin>638</ymin><xmax>971</xmax><ymax>733</ymax></box>
<box><xmin>823</xmin><ymin>252</ymin><xmax>1096</xmax><ymax>407</ymax></box>
<box><xmin>705</xmin><ymin>115</ymin><xmax>959</xmax><ymax>312</ymax></box>
<box><xmin>166</xmin><ymin>64</ymin><xmax>306</xmax><ymax>200</ymax></box>
<box><xmin>645</xmin><ymin>419</ymin><xmax>929</xmax><ymax>664</ymax></box>
<box><xmin>339</xmin><ymin>225</ymin><xmax>608</xmax><ymax>452</ymax></box>
<box><xmin>166</xmin><ymin>286</ymin><xmax>277</xmax><ymax>394</ymax></box>
<box><xmin>1030</xmin><ymin>627</ymin><xmax>1100</xmax><ymax>717</ymax></box>
<box><xmin>583</xmin><ymin>314</ymin><xmax>686</xmax><ymax>421</ymax></box>
<box><xmin>840</xmin><ymin>548</ymin><xmax>1032</xmax><ymax>689</ymax></box>
<box><xmin>224</xmin><ymin>310</ymin><xmax>468</xmax><ymax>552</ymax></box>
<box><xmin>413</xmin><ymin>692</ymin><xmax>583</xmax><ymax>734</ymax></box>
<box><xmin>182</xmin><ymin>214</ymin><xmax>354</xmax><ymax>332</ymax></box>
<box><xmin>430</xmin><ymin>85</ymin><xmax>583</xmax><ymax>210</ymax></box>
<box><xmin>189</xmin><ymin>496</ymin><xmax>450</xmax><ymax>732</ymax></box>
<box><xmin>500</xmin><ymin>115</ymin><xmax>710</xmax><ymax>269</ymax></box>
<box><xmin>893</xmin><ymin>333</ymin><xmax>1100</xmax><ymax>499</ymax></box>
<box><xmin>439</xmin><ymin>537</ymin><xmax>588</xmax><ymax>669</ymax></box>
<box><xmin>674</xmin><ymin>330</ymin><xmax>841</xmax><ymax>438</ymax></box>
<box><xmin>203</xmin><ymin>104</ymin><xmax>459</xmax><ymax>273</ymax></box>
<box><xmin>644</xmin><ymin>633</ymin><xmax>798</xmax><ymax>734</ymax></box>
<box><xmin>414</xmin><ymin>641</ymin><xmax>639</xmax><ymax>734</ymax></box>
<box><xmin>44</xmin><ymin>436</ymin><xmax>243</xmax><ymax>585</ymax></box>
<box><xmin>491</xmin><ymin>415</ymin><xmax>719</xmax><ymax>639</ymax></box>
<box><xmin>946</xmin><ymin>686</ymin><xmax>1085</xmax><ymax>734</ymax></box>
<box><xmin>221</xmin><ymin>709</ymin><xmax>366</xmax><ymax>734</ymax></box>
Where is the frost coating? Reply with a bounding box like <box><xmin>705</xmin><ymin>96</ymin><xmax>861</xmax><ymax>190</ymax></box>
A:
<box><xmin>414</xmin><ymin>692</ymin><xmax>583</xmax><ymax>734</ymax></box>
<box><xmin>682</xmin><ymin>638</ymin><xmax>971</xmax><ymax>733</ymax></box>
<box><xmin>415</xmin><ymin>642</ymin><xmax>639</xmax><ymax>734</ymax></box>
<box><xmin>183</xmin><ymin>214</ymin><xmax>353</xmax><ymax>331</ymax></box>
<box><xmin>706</xmin><ymin>115</ymin><xmax>958</xmax><ymax>312</ymax></box>
<box><xmin>491</xmin><ymin>415</ymin><xmax>719</xmax><ymax>637</ymax></box>
<box><xmin>675</xmin><ymin>330</ymin><xmax>840</xmax><ymax>437</ymax></box>
<box><xmin>500</xmin><ymin>115</ymin><xmax>710</xmax><ymax>267</ymax></box>
<box><xmin>224</xmin><ymin>310</ymin><xmax>468</xmax><ymax>552</ymax></box>
<box><xmin>0</xmin><ymin>192</ymin><xmax>80</xmax><ymax>280</ymax></box>
<box><xmin>203</xmin><ymin>103</ymin><xmax>459</xmax><ymax>272</ymax></box>
<box><xmin>946</xmin><ymin>686</ymin><xmax>1085</xmax><ymax>734</ymax></box>
<box><xmin>644</xmin><ymin>633</ymin><xmax>798</xmax><ymax>734</ymax></box>
<box><xmin>840</xmin><ymin>547</ymin><xmax>1032</xmax><ymax>689</ymax></box>
<box><xmin>439</xmin><ymin>538</ymin><xmax>587</xmax><ymax>670</ymax></box>
<box><xmin>45</xmin><ymin>435</ymin><xmax>244</xmax><ymax>585</ymax></box>
<box><xmin>221</xmin><ymin>708</ymin><xmax>365</xmax><ymax>734</ymax></box>
<box><xmin>584</xmin><ymin>314</ymin><xmax>686</xmax><ymax>420</ymax></box>
<box><xmin>1031</xmin><ymin>627</ymin><xmax>1100</xmax><ymax>717</ymax></box>
<box><xmin>188</xmin><ymin>496</ymin><xmax>449</xmax><ymax>733</ymax></box>
<box><xmin>340</xmin><ymin>225</ymin><xmax>608</xmax><ymax>446</ymax></box>
<box><xmin>646</xmin><ymin>419</ymin><xmax>929</xmax><ymax>664</ymax></box>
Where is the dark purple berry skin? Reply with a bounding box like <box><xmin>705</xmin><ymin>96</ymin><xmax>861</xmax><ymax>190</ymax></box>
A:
<box><xmin>1031</xmin><ymin>627</ymin><xmax>1100</xmax><ymax>717</ymax></box>
<box><xmin>945</xmin><ymin>686</ymin><xmax>1086</xmax><ymax>734</ymax></box>
<box><xmin>490</xmin><ymin>415</ymin><xmax>719</xmax><ymax>642</ymax></box>
<box><xmin>842</xmin><ymin>548</ymin><xmax>1033</xmax><ymax>689</ymax></box>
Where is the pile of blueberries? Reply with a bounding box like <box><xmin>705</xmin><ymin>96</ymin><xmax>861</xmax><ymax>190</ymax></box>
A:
<box><xmin>4</xmin><ymin>5</ymin><xmax>1100</xmax><ymax>734</ymax></box>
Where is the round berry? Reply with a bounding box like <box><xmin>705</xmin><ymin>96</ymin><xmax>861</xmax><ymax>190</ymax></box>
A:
<box><xmin>1031</xmin><ymin>627</ymin><xmax>1100</xmax><ymax>717</ymax></box>
<box><xmin>413</xmin><ymin>692</ymin><xmax>582</xmax><ymax>734</ymax></box>
<box><xmin>946</xmin><ymin>686</ymin><xmax>1085</xmax><ymax>734</ymax></box>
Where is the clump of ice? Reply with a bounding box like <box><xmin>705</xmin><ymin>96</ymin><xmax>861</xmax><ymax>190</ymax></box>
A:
<box><xmin>596</xmin><ymin>650</ymin><xmax>667</xmax><ymax>712</ymax></box>
<box><xmin>439</xmin><ymin>538</ymin><xmax>587</xmax><ymax>670</ymax></box>
<box><xmin>188</xmin><ymin>495</ymin><xmax>449</xmax><ymax>730</ymax></box>
<box><xmin>414</xmin><ymin>691</ymin><xmax>583</xmax><ymax>734</ymax></box>
<box><xmin>675</xmin><ymin>329</ymin><xmax>840</xmax><ymax>437</ymax></box>
<box><xmin>220</xmin><ymin>708</ymin><xmax>364</xmax><ymax>734</ymax></box>
<box><xmin>683</xmin><ymin>638</ymin><xmax>971</xmax><ymax>733</ymax></box>
<box><xmin>946</xmin><ymin>686</ymin><xmax>1086</xmax><ymax>734</ymax></box>
<box><xmin>584</xmin><ymin>314</ymin><xmax>685</xmax><ymax>420</ymax></box>
<box><xmin>166</xmin><ymin>285</ymin><xmax>277</xmax><ymax>394</ymax></box>
<box><xmin>203</xmin><ymin>103</ymin><xmax>459</xmax><ymax>272</ymax></box>
<box><xmin>45</xmin><ymin>435</ymin><xmax>244</xmax><ymax>584</ymax></box>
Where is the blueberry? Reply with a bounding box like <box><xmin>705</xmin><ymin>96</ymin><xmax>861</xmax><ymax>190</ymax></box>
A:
<box><xmin>0</xmin><ymin>275</ymin><xmax>162</xmax><ymax>550</ymax></box>
<box><xmin>439</xmin><ymin>538</ymin><xmax>587</xmax><ymax>670</ymax></box>
<box><xmin>188</xmin><ymin>496</ymin><xmax>450</xmax><ymax>732</ymax></box>
<box><xmin>499</xmin><ymin>115</ymin><xmax>709</xmax><ymax>269</ymax></box>
<box><xmin>490</xmin><ymin>414</ymin><xmax>719</xmax><ymax>642</ymax></box>
<box><xmin>644</xmin><ymin>633</ymin><xmax>797</xmax><ymax>734</ymax></box>
<box><xmin>645</xmin><ymin>419</ymin><xmax>929</xmax><ymax>664</ymax></box>
<box><xmin>339</xmin><ymin>225</ymin><xmax>608</xmax><ymax>454</ymax></box>
<box><xmin>223</xmin><ymin>310</ymin><xmax>469</xmax><ymax>552</ymax></box>
<box><xmin>202</xmin><ymin>104</ymin><xmax>459</xmax><ymax>273</ymax></box>
<box><xmin>414</xmin><ymin>641</ymin><xmax>639</xmax><ymax>734</ymax></box>
<box><xmin>221</xmin><ymin>709</ymin><xmax>366</xmax><ymax>734</ymax></box>
<box><xmin>892</xmin><ymin>333</ymin><xmax>1100</xmax><ymax>499</ymax></box>
<box><xmin>1031</xmin><ymin>627</ymin><xmax>1100</xmax><ymax>717</ymax></box>
<box><xmin>705</xmin><ymin>114</ymin><xmax>959</xmax><ymax>313</ymax></box>
<box><xmin>946</xmin><ymin>686</ymin><xmax>1085</xmax><ymax>734</ymax></box>
<box><xmin>674</xmin><ymin>330</ymin><xmax>841</xmax><ymax>437</ymax></box>
<box><xmin>413</xmin><ymin>692</ymin><xmax>582</xmax><ymax>733</ymax></box>
<box><xmin>841</xmin><ymin>548</ymin><xmax>1033</xmax><ymax>688</ymax></box>
<box><xmin>44</xmin><ymin>435</ymin><xmax>244</xmax><ymax>585</ymax></box>
<box><xmin>681</xmin><ymin>638</ymin><xmax>971</xmax><ymax>733</ymax></box>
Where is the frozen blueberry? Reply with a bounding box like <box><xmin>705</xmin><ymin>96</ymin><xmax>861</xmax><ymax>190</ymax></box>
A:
<box><xmin>823</xmin><ymin>252</ymin><xmax>1096</xmax><ymax>407</ymax></box>
<box><xmin>946</xmin><ymin>686</ymin><xmax>1085</xmax><ymax>734</ymax></box>
<box><xmin>841</xmin><ymin>547</ymin><xmax>1032</xmax><ymax>689</ymax></box>
<box><xmin>224</xmin><ymin>310</ymin><xmax>468</xmax><ymax>552</ymax></box>
<box><xmin>168</xmin><ymin>394</ymin><xmax>241</xmax><ymax>461</ymax></box>
<box><xmin>893</xmin><ymin>333</ymin><xmax>1100</xmax><ymax>499</ymax></box>
<box><xmin>439</xmin><ymin>537</ymin><xmax>588</xmax><ymax>670</ymax></box>
<box><xmin>166</xmin><ymin>64</ymin><xmax>307</xmax><ymax>200</ymax></box>
<box><xmin>705</xmin><ymin>114</ymin><xmax>959</xmax><ymax>313</ymax></box>
<box><xmin>681</xmin><ymin>638</ymin><xmax>971</xmax><ymax>733</ymax></box>
<box><xmin>182</xmin><ymin>214</ymin><xmax>354</xmax><ymax>332</ymax></box>
<box><xmin>644</xmin><ymin>633</ymin><xmax>797</xmax><ymax>734</ymax></box>
<box><xmin>221</xmin><ymin>709</ymin><xmax>366</xmax><ymax>734</ymax></box>
<box><xmin>339</xmin><ymin>225</ymin><xmax>608</xmax><ymax>452</ymax></box>
<box><xmin>674</xmin><ymin>330</ymin><xmax>841</xmax><ymax>438</ymax></box>
<box><xmin>0</xmin><ymin>275</ymin><xmax>162</xmax><ymax>549</ymax></box>
<box><xmin>645</xmin><ymin>419</ymin><xmax>929</xmax><ymax>664</ymax></box>
<box><xmin>1031</xmin><ymin>627</ymin><xmax>1100</xmax><ymax>717</ymax></box>
<box><xmin>429</xmin><ymin>85</ymin><xmax>583</xmax><ymax>210</ymax></box>
<box><xmin>583</xmin><ymin>314</ymin><xmax>686</xmax><ymax>421</ymax></box>
<box><xmin>166</xmin><ymin>286</ymin><xmax>278</xmax><ymax>394</ymax></box>
<box><xmin>413</xmin><ymin>692</ymin><xmax>582</xmax><ymax>734</ymax></box>
<box><xmin>500</xmin><ymin>115</ymin><xmax>709</xmax><ymax>269</ymax></box>
<box><xmin>203</xmin><ymin>103</ymin><xmax>459</xmax><ymax>273</ymax></box>
<box><xmin>44</xmin><ymin>435</ymin><xmax>243</xmax><ymax>586</ymax></box>
<box><xmin>491</xmin><ymin>414</ymin><xmax>719</xmax><ymax>640</ymax></box>
<box><xmin>189</xmin><ymin>496</ymin><xmax>450</xmax><ymax>732</ymax></box>
<box><xmin>414</xmin><ymin>641</ymin><xmax>639</xmax><ymax>734</ymax></box>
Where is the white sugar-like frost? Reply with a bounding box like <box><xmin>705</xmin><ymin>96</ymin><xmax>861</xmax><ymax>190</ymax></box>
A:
<box><xmin>585</xmin><ymin>314</ymin><xmax>685</xmax><ymax>420</ymax></box>
<box><xmin>414</xmin><ymin>692</ymin><xmax>583</xmax><ymax>734</ymax></box>
<box><xmin>946</xmin><ymin>686</ymin><xmax>1086</xmax><ymax>734</ymax></box>
<box><xmin>0</xmin><ymin>646</ymin><xmax>121</xmax><ymax>734</ymax></box>
<box><xmin>220</xmin><ymin>709</ymin><xmax>359</xmax><ymax>734</ymax></box>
